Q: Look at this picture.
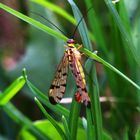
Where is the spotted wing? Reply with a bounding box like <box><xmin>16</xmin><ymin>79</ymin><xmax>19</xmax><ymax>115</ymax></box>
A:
<box><xmin>48</xmin><ymin>53</ymin><xmax>68</xmax><ymax>104</ymax></box>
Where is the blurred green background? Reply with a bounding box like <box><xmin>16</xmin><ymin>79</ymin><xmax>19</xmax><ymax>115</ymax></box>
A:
<box><xmin>0</xmin><ymin>0</ymin><xmax>140</xmax><ymax>140</ymax></box>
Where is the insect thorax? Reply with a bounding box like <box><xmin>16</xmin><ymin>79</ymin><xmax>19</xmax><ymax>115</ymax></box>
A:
<box><xmin>65</xmin><ymin>40</ymin><xmax>81</xmax><ymax>61</ymax></box>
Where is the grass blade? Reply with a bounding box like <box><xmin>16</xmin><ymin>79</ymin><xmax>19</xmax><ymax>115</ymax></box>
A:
<box><xmin>3</xmin><ymin>102</ymin><xmax>51</xmax><ymax>140</ymax></box>
<box><xmin>68</xmin><ymin>1</ymin><xmax>103</xmax><ymax>140</ymax></box>
<box><xmin>0</xmin><ymin>2</ymin><xmax>67</xmax><ymax>41</ymax></box>
<box><xmin>26</xmin><ymin>80</ymin><xmax>69</xmax><ymax>117</ymax></box>
<box><xmin>67</xmin><ymin>0</ymin><xmax>92</xmax><ymax>50</ymax></box>
<box><xmin>0</xmin><ymin>76</ymin><xmax>25</xmax><ymax>106</ymax></box>
<box><xmin>31</xmin><ymin>0</ymin><xmax>76</xmax><ymax>25</ymax></box>
<box><xmin>34</xmin><ymin>97</ymin><xmax>67</xmax><ymax>140</ymax></box>
<box><xmin>84</xmin><ymin>0</ymin><xmax>108</xmax><ymax>55</ymax></box>
<box><xmin>62</xmin><ymin>115</ymin><xmax>71</xmax><ymax>140</ymax></box>
<box><xmin>68</xmin><ymin>98</ymin><xmax>81</xmax><ymax>140</ymax></box>
<box><xmin>82</xmin><ymin>48</ymin><xmax>140</xmax><ymax>90</ymax></box>
<box><xmin>104</xmin><ymin>0</ymin><xmax>140</xmax><ymax>67</ymax></box>
<box><xmin>85</xmin><ymin>59</ymin><xmax>103</xmax><ymax>140</ymax></box>
<box><xmin>22</xmin><ymin>68</ymin><xmax>69</xmax><ymax>117</ymax></box>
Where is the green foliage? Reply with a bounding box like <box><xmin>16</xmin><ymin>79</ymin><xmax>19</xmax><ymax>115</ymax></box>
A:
<box><xmin>135</xmin><ymin>126</ymin><xmax>140</xmax><ymax>140</ymax></box>
<box><xmin>0</xmin><ymin>0</ymin><xmax>140</xmax><ymax>140</ymax></box>
<box><xmin>19</xmin><ymin>120</ymin><xmax>86</xmax><ymax>140</ymax></box>
<box><xmin>0</xmin><ymin>76</ymin><xmax>25</xmax><ymax>106</ymax></box>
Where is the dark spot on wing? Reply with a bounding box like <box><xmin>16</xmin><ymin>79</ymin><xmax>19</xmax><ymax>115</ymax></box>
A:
<box><xmin>57</xmin><ymin>96</ymin><xmax>62</xmax><ymax>100</ymax></box>
<box><xmin>62</xmin><ymin>73</ymin><xmax>67</xmax><ymax>76</ymax></box>
<box><xmin>49</xmin><ymin>97</ymin><xmax>57</xmax><ymax>105</ymax></box>
<box><xmin>50</xmin><ymin>84</ymin><xmax>55</xmax><ymax>89</ymax></box>
<box><xmin>50</xmin><ymin>85</ymin><xmax>60</xmax><ymax>89</ymax></box>
<box><xmin>76</xmin><ymin>85</ymin><xmax>80</xmax><ymax>89</ymax></box>
<box><xmin>82</xmin><ymin>88</ymin><xmax>87</xmax><ymax>92</ymax></box>
<box><xmin>61</xmin><ymin>83</ymin><xmax>66</xmax><ymax>87</ymax></box>
<box><xmin>69</xmin><ymin>64</ymin><xmax>73</xmax><ymax>67</ymax></box>
<box><xmin>77</xmin><ymin>71</ymin><xmax>80</xmax><ymax>75</ymax></box>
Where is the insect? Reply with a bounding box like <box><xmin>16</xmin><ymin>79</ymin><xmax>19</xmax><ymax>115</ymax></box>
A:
<box><xmin>48</xmin><ymin>39</ymin><xmax>90</xmax><ymax>107</ymax></box>
<box><xmin>31</xmin><ymin>8</ymin><xmax>93</xmax><ymax>107</ymax></box>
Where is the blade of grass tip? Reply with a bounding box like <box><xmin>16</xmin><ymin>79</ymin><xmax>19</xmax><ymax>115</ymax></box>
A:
<box><xmin>3</xmin><ymin>102</ymin><xmax>51</xmax><ymax>140</ymax></box>
<box><xmin>62</xmin><ymin>115</ymin><xmax>71</xmax><ymax>140</ymax></box>
<box><xmin>27</xmin><ymin>80</ymin><xmax>69</xmax><ymax>117</ymax></box>
<box><xmin>26</xmin><ymin>80</ymin><xmax>69</xmax><ymax>117</ymax></box>
<box><xmin>104</xmin><ymin>0</ymin><xmax>140</xmax><ymax>68</ymax></box>
<box><xmin>0</xmin><ymin>3</ymin><xmax>68</xmax><ymax>41</ymax></box>
<box><xmin>67</xmin><ymin>0</ymin><xmax>92</xmax><ymax>51</ymax></box>
<box><xmin>34</xmin><ymin>97</ymin><xmax>67</xmax><ymax>140</ymax></box>
<box><xmin>81</xmin><ymin>48</ymin><xmax>140</xmax><ymax>90</ymax></box>
<box><xmin>0</xmin><ymin>76</ymin><xmax>25</xmax><ymax>106</ymax></box>
<box><xmin>31</xmin><ymin>0</ymin><xmax>76</xmax><ymax>25</ymax></box>
<box><xmin>21</xmin><ymin>68</ymin><xmax>69</xmax><ymax>117</ymax></box>
<box><xmin>82</xmin><ymin>117</ymin><xmax>87</xmax><ymax>129</ymax></box>
<box><xmin>21</xmin><ymin>68</ymin><xmax>70</xmax><ymax>117</ymax></box>
<box><xmin>22</xmin><ymin>68</ymin><xmax>28</xmax><ymax>82</ymax></box>
<box><xmin>85</xmin><ymin>59</ymin><xmax>103</xmax><ymax>140</ymax></box>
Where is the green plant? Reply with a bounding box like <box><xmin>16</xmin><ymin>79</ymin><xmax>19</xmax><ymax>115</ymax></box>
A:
<box><xmin>0</xmin><ymin>0</ymin><xmax>140</xmax><ymax>140</ymax></box>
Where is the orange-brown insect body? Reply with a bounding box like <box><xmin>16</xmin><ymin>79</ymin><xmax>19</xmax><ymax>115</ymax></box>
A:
<box><xmin>49</xmin><ymin>39</ymin><xmax>90</xmax><ymax>106</ymax></box>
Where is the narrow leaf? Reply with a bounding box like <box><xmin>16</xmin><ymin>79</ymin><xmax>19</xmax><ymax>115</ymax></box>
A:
<box><xmin>0</xmin><ymin>2</ymin><xmax>67</xmax><ymax>41</ymax></box>
<box><xmin>0</xmin><ymin>76</ymin><xmax>25</xmax><ymax>106</ymax></box>
<box><xmin>26</xmin><ymin>80</ymin><xmax>69</xmax><ymax>117</ymax></box>
<box><xmin>34</xmin><ymin>97</ymin><xmax>67</xmax><ymax>140</ymax></box>
<box><xmin>104</xmin><ymin>0</ymin><xmax>140</xmax><ymax>67</ymax></box>
<box><xmin>81</xmin><ymin>48</ymin><xmax>140</xmax><ymax>90</ymax></box>
<box><xmin>31</xmin><ymin>0</ymin><xmax>76</xmax><ymax>25</ymax></box>
<box><xmin>3</xmin><ymin>102</ymin><xmax>50</xmax><ymax>140</ymax></box>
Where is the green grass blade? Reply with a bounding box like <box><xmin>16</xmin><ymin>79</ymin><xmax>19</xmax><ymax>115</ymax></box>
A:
<box><xmin>22</xmin><ymin>67</ymin><xmax>69</xmax><ymax>117</ymax></box>
<box><xmin>85</xmin><ymin>60</ymin><xmax>103</xmax><ymax>140</ymax></box>
<box><xmin>68</xmin><ymin>98</ymin><xmax>81</xmax><ymax>140</ymax></box>
<box><xmin>81</xmin><ymin>48</ymin><xmax>140</xmax><ymax>90</ymax></box>
<box><xmin>86</xmin><ymin>109</ymin><xmax>94</xmax><ymax>140</ymax></box>
<box><xmin>3</xmin><ymin>102</ymin><xmax>51</xmax><ymax>140</ymax></box>
<box><xmin>68</xmin><ymin>1</ymin><xmax>103</xmax><ymax>140</ymax></box>
<box><xmin>26</xmin><ymin>80</ymin><xmax>69</xmax><ymax>117</ymax></box>
<box><xmin>31</xmin><ymin>0</ymin><xmax>76</xmax><ymax>25</ymax></box>
<box><xmin>62</xmin><ymin>116</ymin><xmax>71</xmax><ymax>140</ymax></box>
<box><xmin>34</xmin><ymin>97</ymin><xmax>67</xmax><ymax>140</ymax></box>
<box><xmin>0</xmin><ymin>2</ymin><xmax>67</xmax><ymax>41</ymax></box>
<box><xmin>67</xmin><ymin>1</ymin><xmax>93</xmax><ymax>139</ymax></box>
<box><xmin>135</xmin><ymin>126</ymin><xmax>140</xmax><ymax>140</ymax></box>
<box><xmin>0</xmin><ymin>76</ymin><xmax>25</xmax><ymax>106</ymax></box>
<box><xmin>104</xmin><ymin>0</ymin><xmax>140</xmax><ymax>67</ymax></box>
<box><xmin>67</xmin><ymin>0</ymin><xmax>92</xmax><ymax>50</ymax></box>
<box><xmin>85</xmin><ymin>0</ymin><xmax>108</xmax><ymax>55</ymax></box>
<box><xmin>1</xmin><ymin>2</ymin><xmax>137</xmax><ymax>90</ymax></box>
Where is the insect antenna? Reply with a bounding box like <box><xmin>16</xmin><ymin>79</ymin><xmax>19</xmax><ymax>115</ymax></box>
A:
<box><xmin>71</xmin><ymin>6</ymin><xmax>93</xmax><ymax>40</ymax></box>
<box><xmin>30</xmin><ymin>11</ymin><xmax>67</xmax><ymax>36</ymax></box>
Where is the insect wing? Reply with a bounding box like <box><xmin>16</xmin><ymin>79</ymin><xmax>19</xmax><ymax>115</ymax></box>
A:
<box><xmin>68</xmin><ymin>47</ymin><xmax>90</xmax><ymax>106</ymax></box>
<box><xmin>49</xmin><ymin>54</ymin><xmax>68</xmax><ymax>104</ymax></box>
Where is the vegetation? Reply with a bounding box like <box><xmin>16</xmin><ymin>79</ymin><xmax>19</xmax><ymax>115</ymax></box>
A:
<box><xmin>0</xmin><ymin>0</ymin><xmax>140</xmax><ymax>140</ymax></box>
